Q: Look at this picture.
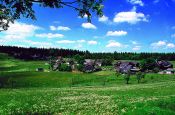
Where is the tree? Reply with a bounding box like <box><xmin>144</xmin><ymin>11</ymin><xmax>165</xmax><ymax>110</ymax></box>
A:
<box><xmin>0</xmin><ymin>0</ymin><xmax>104</xmax><ymax>31</ymax></box>
<box><xmin>124</xmin><ymin>71</ymin><xmax>131</xmax><ymax>84</ymax></box>
<box><xmin>136</xmin><ymin>71</ymin><xmax>145</xmax><ymax>83</ymax></box>
<box><xmin>77</xmin><ymin>64</ymin><xmax>84</xmax><ymax>72</ymax></box>
<box><xmin>140</xmin><ymin>58</ymin><xmax>156</xmax><ymax>71</ymax></box>
<box><xmin>73</xmin><ymin>54</ymin><xmax>84</xmax><ymax>65</ymax></box>
<box><xmin>59</xmin><ymin>63</ymin><xmax>72</xmax><ymax>72</ymax></box>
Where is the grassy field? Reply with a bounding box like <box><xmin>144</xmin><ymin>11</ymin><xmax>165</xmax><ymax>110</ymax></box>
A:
<box><xmin>1</xmin><ymin>53</ymin><xmax>175</xmax><ymax>114</ymax></box>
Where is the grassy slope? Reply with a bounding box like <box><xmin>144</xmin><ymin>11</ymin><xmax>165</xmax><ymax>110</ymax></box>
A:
<box><xmin>0</xmin><ymin>53</ymin><xmax>175</xmax><ymax>114</ymax></box>
<box><xmin>0</xmin><ymin>81</ymin><xmax>175</xmax><ymax>114</ymax></box>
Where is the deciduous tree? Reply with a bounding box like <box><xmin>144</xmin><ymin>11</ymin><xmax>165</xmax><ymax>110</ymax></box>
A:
<box><xmin>0</xmin><ymin>0</ymin><xmax>104</xmax><ymax>31</ymax></box>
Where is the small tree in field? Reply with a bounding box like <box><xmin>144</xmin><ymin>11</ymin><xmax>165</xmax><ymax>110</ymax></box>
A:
<box><xmin>77</xmin><ymin>64</ymin><xmax>84</xmax><ymax>72</ymax></box>
<box><xmin>124</xmin><ymin>71</ymin><xmax>131</xmax><ymax>84</ymax></box>
<box><xmin>136</xmin><ymin>72</ymin><xmax>145</xmax><ymax>83</ymax></box>
<box><xmin>136</xmin><ymin>72</ymin><xmax>142</xmax><ymax>83</ymax></box>
<box><xmin>115</xmin><ymin>71</ymin><xmax>120</xmax><ymax>77</ymax></box>
<box><xmin>59</xmin><ymin>64</ymin><xmax>72</xmax><ymax>72</ymax></box>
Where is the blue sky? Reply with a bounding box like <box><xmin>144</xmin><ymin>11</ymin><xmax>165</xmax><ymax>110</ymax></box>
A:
<box><xmin>0</xmin><ymin>0</ymin><xmax>175</xmax><ymax>53</ymax></box>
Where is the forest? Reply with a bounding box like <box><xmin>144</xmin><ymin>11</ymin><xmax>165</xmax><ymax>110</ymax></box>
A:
<box><xmin>0</xmin><ymin>45</ymin><xmax>175</xmax><ymax>60</ymax></box>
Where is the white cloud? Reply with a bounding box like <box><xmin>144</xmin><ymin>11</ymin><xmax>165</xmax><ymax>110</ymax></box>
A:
<box><xmin>78</xmin><ymin>14</ymin><xmax>88</xmax><ymax>19</ymax></box>
<box><xmin>0</xmin><ymin>22</ymin><xmax>55</xmax><ymax>48</ymax></box>
<box><xmin>35</xmin><ymin>33</ymin><xmax>64</xmax><ymax>38</ymax></box>
<box><xmin>77</xmin><ymin>39</ymin><xmax>86</xmax><ymax>43</ymax></box>
<box><xmin>83</xmin><ymin>14</ymin><xmax>88</xmax><ymax>18</ymax></box>
<box><xmin>132</xmin><ymin>46</ymin><xmax>141</xmax><ymax>51</ymax></box>
<box><xmin>106</xmin><ymin>40</ymin><xmax>122</xmax><ymax>48</ymax></box>
<box><xmin>50</xmin><ymin>26</ymin><xmax>57</xmax><ymax>31</ymax></box>
<box><xmin>113</xmin><ymin>11</ymin><xmax>148</xmax><ymax>24</ymax></box>
<box><xmin>57</xmin><ymin>26</ymin><xmax>71</xmax><ymax>31</ymax></box>
<box><xmin>50</xmin><ymin>26</ymin><xmax>71</xmax><ymax>31</ymax></box>
<box><xmin>98</xmin><ymin>15</ymin><xmax>109</xmax><ymax>22</ymax></box>
<box><xmin>151</xmin><ymin>40</ymin><xmax>175</xmax><ymax>49</ymax></box>
<box><xmin>151</xmin><ymin>41</ymin><xmax>166</xmax><ymax>48</ymax></box>
<box><xmin>167</xmin><ymin>43</ymin><xmax>175</xmax><ymax>48</ymax></box>
<box><xmin>57</xmin><ymin>40</ymin><xmax>76</xmax><ymax>44</ymax></box>
<box><xmin>106</xmin><ymin>31</ymin><xmax>127</xmax><ymax>37</ymax></box>
<box><xmin>2</xmin><ymin>22</ymin><xmax>40</xmax><ymax>40</ymax></box>
<box><xmin>88</xmin><ymin>40</ymin><xmax>98</xmax><ymax>45</ymax></box>
<box><xmin>130</xmin><ymin>40</ymin><xmax>138</xmax><ymax>45</ymax></box>
<box><xmin>128</xmin><ymin>0</ymin><xmax>144</xmax><ymax>6</ymax></box>
<box><xmin>82</xmin><ymin>23</ymin><xmax>97</xmax><ymax>29</ymax></box>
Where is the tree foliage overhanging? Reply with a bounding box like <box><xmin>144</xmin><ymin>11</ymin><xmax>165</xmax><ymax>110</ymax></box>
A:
<box><xmin>0</xmin><ymin>0</ymin><xmax>104</xmax><ymax>31</ymax></box>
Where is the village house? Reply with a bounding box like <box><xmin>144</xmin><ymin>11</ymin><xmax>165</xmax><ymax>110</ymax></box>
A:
<box><xmin>51</xmin><ymin>56</ymin><xmax>63</xmax><ymax>71</ymax></box>
<box><xmin>114</xmin><ymin>61</ymin><xmax>140</xmax><ymax>74</ymax></box>
<box><xmin>156</xmin><ymin>60</ymin><xmax>173</xmax><ymax>70</ymax></box>
<box><xmin>83</xmin><ymin>59</ymin><xmax>102</xmax><ymax>72</ymax></box>
<box><xmin>156</xmin><ymin>60</ymin><xmax>174</xmax><ymax>74</ymax></box>
<box><xmin>64</xmin><ymin>58</ymin><xmax>79</xmax><ymax>70</ymax></box>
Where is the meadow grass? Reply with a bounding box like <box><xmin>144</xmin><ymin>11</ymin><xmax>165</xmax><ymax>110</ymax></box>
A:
<box><xmin>1</xmin><ymin>53</ymin><xmax>175</xmax><ymax>114</ymax></box>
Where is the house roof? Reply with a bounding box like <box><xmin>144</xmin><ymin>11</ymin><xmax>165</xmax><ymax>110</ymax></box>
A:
<box><xmin>156</xmin><ymin>60</ymin><xmax>173</xmax><ymax>68</ymax></box>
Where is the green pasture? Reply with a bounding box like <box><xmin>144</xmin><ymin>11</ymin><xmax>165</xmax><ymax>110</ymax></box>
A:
<box><xmin>0</xmin><ymin>53</ymin><xmax>175</xmax><ymax>114</ymax></box>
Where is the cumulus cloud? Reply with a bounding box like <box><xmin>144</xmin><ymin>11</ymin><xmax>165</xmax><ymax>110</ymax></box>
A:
<box><xmin>0</xmin><ymin>22</ymin><xmax>55</xmax><ymax>48</ymax></box>
<box><xmin>35</xmin><ymin>33</ymin><xmax>64</xmax><ymax>38</ymax></box>
<box><xmin>113</xmin><ymin>11</ymin><xmax>148</xmax><ymax>24</ymax></box>
<box><xmin>151</xmin><ymin>40</ymin><xmax>175</xmax><ymax>49</ymax></box>
<box><xmin>57</xmin><ymin>26</ymin><xmax>71</xmax><ymax>31</ymax></box>
<box><xmin>106</xmin><ymin>40</ymin><xmax>123</xmax><ymax>48</ymax></box>
<box><xmin>98</xmin><ymin>15</ymin><xmax>109</xmax><ymax>22</ymax></box>
<box><xmin>106</xmin><ymin>30</ymin><xmax>127</xmax><ymax>37</ymax></box>
<box><xmin>88</xmin><ymin>40</ymin><xmax>98</xmax><ymax>45</ymax></box>
<box><xmin>128</xmin><ymin>0</ymin><xmax>144</xmax><ymax>6</ymax></box>
<box><xmin>82</xmin><ymin>23</ymin><xmax>97</xmax><ymax>29</ymax></box>
<box><xmin>2</xmin><ymin>22</ymin><xmax>40</xmax><ymax>41</ymax></box>
<box><xmin>151</xmin><ymin>41</ymin><xmax>166</xmax><ymax>48</ymax></box>
<box><xmin>167</xmin><ymin>43</ymin><xmax>175</xmax><ymax>48</ymax></box>
<box><xmin>50</xmin><ymin>26</ymin><xmax>71</xmax><ymax>31</ymax></box>
<box><xmin>50</xmin><ymin>26</ymin><xmax>57</xmax><ymax>31</ymax></box>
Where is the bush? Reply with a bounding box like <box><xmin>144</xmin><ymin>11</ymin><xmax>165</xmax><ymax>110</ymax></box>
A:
<box><xmin>124</xmin><ymin>72</ymin><xmax>131</xmax><ymax>84</ymax></box>
<box><xmin>140</xmin><ymin>58</ymin><xmax>156</xmax><ymax>71</ymax></box>
<box><xmin>77</xmin><ymin>64</ymin><xmax>84</xmax><ymax>72</ymax></box>
<box><xmin>59</xmin><ymin>64</ymin><xmax>72</xmax><ymax>72</ymax></box>
<box><xmin>153</xmin><ymin>67</ymin><xmax>160</xmax><ymax>73</ymax></box>
<box><xmin>136</xmin><ymin>72</ymin><xmax>145</xmax><ymax>83</ymax></box>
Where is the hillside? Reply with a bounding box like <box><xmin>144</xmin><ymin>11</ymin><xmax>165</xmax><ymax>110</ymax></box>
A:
<box><xmin>0</xmin><ymin>53</ymin><xmax>175</xmax><ymax>114</ymax></box>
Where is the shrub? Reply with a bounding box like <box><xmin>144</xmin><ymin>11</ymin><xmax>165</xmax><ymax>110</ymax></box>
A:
<box><xmin>77</xmin><ymin>64</ymin><xmax>84</xmax><ymax>72</ymax></box>
<box><xmin>153</xmin><ymin>67</ymin><xmax>160</xmax><ymax>73</ymax></box>
<box><xmin>136</xmin><ymin>72</ymin><xmax>145</xmax><ymax>83</ymax></box>
<box><xmin>124</xmin><ymin>72</ymin><xmax>131</xmax><ymax>84</ymax></box>
<box><xmin>59</xmin><ymin>64</ymin><xmax>72</xmax><ymax>72</ymax></box>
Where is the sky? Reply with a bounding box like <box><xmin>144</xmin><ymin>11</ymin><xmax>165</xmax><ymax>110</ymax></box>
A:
<box><xmin>0</xmin><ymin>0</ymin><xmax>175</xmax><ymax>53</ymax></box>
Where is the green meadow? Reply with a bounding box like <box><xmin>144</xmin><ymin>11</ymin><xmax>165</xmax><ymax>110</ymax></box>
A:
<box><xmin>1</xmin><ymin>53</ymin><xmax>175</xmax><ymax>114</ymax></box>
